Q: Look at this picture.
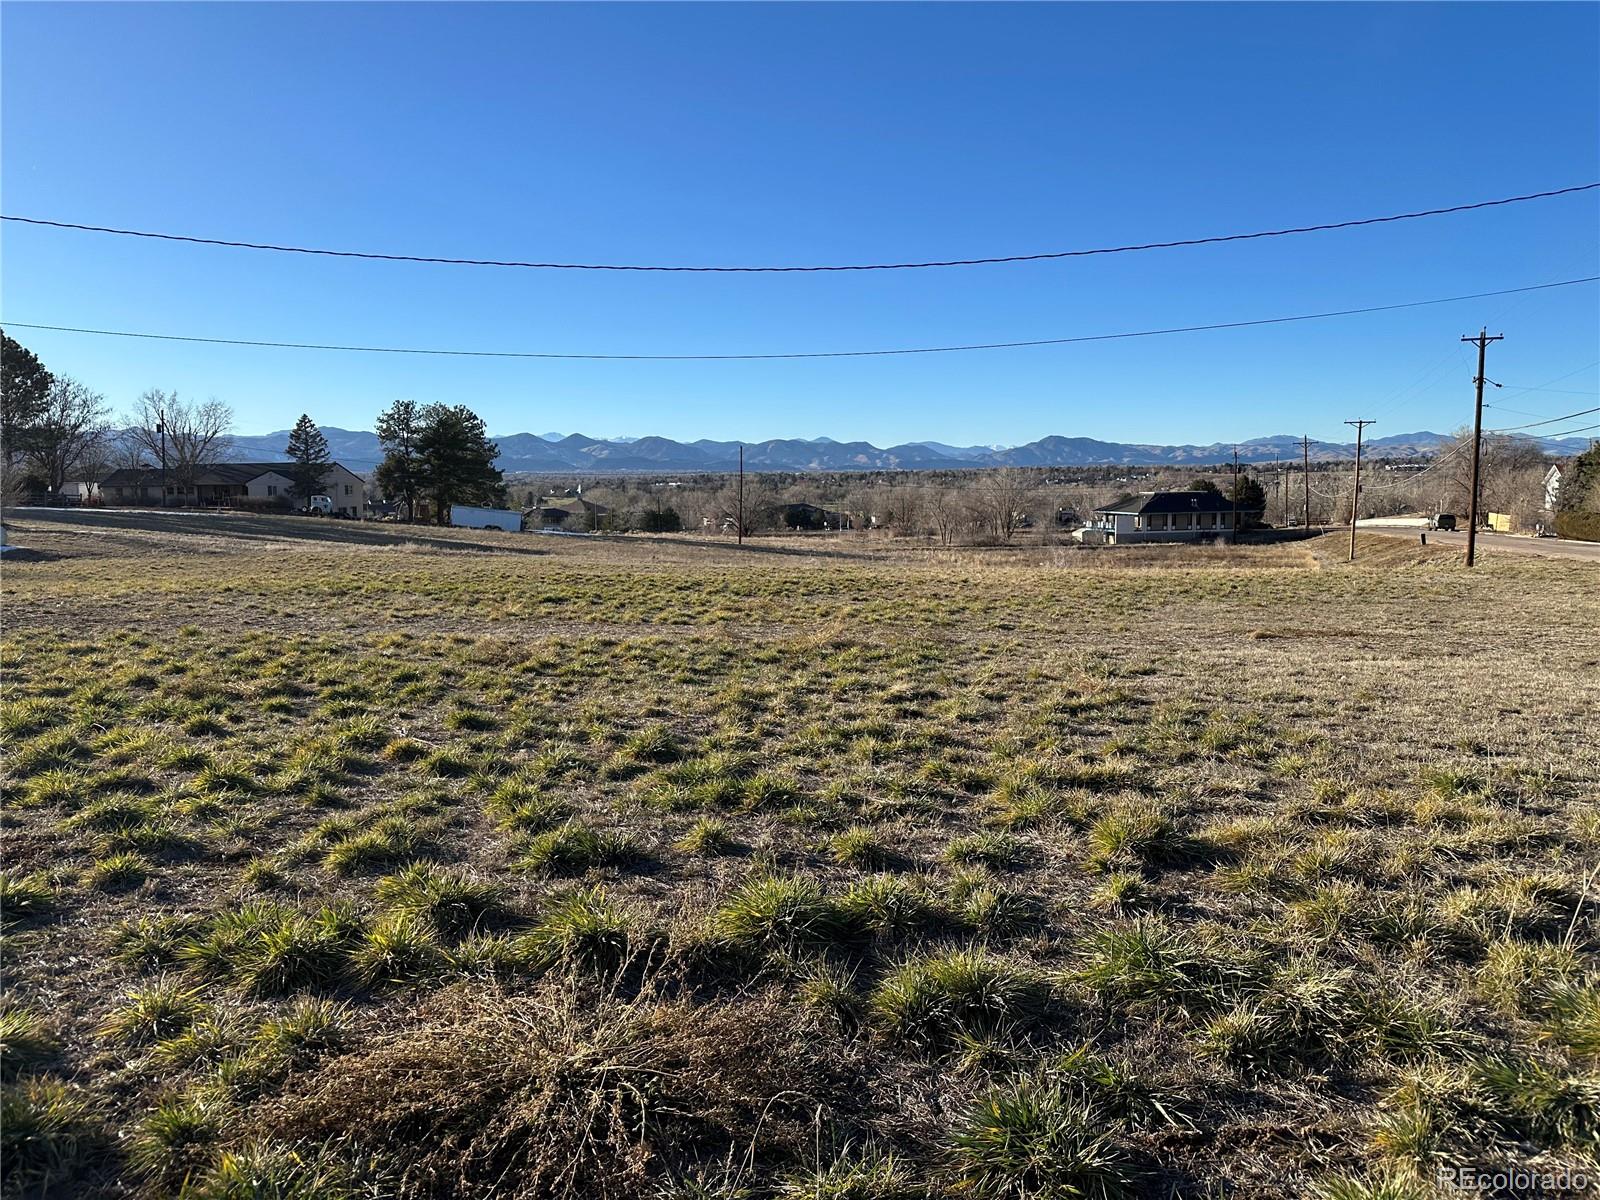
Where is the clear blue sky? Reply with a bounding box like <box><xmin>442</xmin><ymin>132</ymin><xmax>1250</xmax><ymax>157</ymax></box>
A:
<box><xmin>3</xmin><ymin>2</ymin><xmax>1597</xmax><ymax>446</ymax></box>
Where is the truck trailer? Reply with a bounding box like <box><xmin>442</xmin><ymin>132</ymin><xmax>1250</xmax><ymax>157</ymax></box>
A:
<box><xmin>449</xmin><ymin>505</ymin><xmax>521</xmax><ymax>532</ymax></box>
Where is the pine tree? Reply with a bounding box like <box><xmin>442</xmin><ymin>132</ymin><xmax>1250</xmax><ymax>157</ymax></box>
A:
<box><xmin>2</xmin><ymin>329</ymin><xmax>54</xmax><ymax>459</ymax></box>
<box><xmin>375</xmin><ymin>398</ymin><xmax>425</xmax><ymax>522</ymax></box>
<box><xmin>1228</xmin><ymin>474</ymin><xmax>1268</xmax><ymax>525</ymax></box>
<box><xmin>285</xmin><ymin>414</ymin><xmax>331</xmax><ymax>509</ymax></box>
<box><xmin>416</xmin><ymin>404</ymin><xmax>503</xmax><ymax>524</ymax></box>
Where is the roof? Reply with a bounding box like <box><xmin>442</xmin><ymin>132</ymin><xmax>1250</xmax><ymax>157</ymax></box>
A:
<box><xmin>1094</xmin><ymin>490</ymin><xmax>1238</xmax><ymax>516</ymax></box>
<box><xmin>100</xmin><ymin>462</ymin><xmax>357</xmax><ymax>487</ymax></box>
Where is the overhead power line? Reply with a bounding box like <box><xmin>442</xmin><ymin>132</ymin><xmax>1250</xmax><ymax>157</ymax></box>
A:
<box><xmin>1486</xmin><ymin>405</ymin><xmax>1600</xmax><ymax>432</ymax></box>
<box><xmin>2</xmin><ymin>183</ymin><xmax>1595</xmax><ymax>273</ymax></box>
<box><xmin>5</xmin><ymin>276</ymin><xmax>1596</xmax><ymax>363</ymax></box>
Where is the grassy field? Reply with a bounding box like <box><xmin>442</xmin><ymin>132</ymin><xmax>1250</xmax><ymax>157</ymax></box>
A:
<box><xmin>2</xmin><ymin>513</ymin><xmax>1597</xmax><ymax>1199</ymax></box>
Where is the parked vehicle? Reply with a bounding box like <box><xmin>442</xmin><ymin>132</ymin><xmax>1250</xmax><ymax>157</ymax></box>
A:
<box><xmin>303</xmin><ymin>495</ymin><xmax>333</xmax><ymax>516</ymax></box>
<box><xmin>1433</xmin><ymin>513</ymin><xmax>1457</xmax><ymax>531</ymax></box>
<box><xmin>450</xmin><ymin>504</ymin><xmax>521</xmax><ymax>532</ymax></box>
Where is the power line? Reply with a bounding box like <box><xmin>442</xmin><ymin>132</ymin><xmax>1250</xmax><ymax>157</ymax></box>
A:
<box><xmin>1486</xmin><ymin>405</ymin><xmax>1600</xmax><ymax>432</ymax></box>
<box><xmin>5</xmin><ymin>276</ymin><xmax>1596</xmax><ymax>363</ymax></box>
<box><xmin>3</xmin><ymin>183</ymin><xmax>1595</xmax><ymax>274</ymax></box>
<box><xmin>1490</xmin><ymin>384</ymin><xmax>1599</xmax><ymax>397</ymax></box>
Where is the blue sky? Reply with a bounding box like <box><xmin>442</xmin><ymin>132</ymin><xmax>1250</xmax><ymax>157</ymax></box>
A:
<box><xmin>3</xmin><ymin>2</ymin><xmax>1597</xmax><ymax>446</ymax></box>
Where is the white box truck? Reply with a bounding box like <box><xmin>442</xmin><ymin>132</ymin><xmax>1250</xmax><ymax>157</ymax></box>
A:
<box><xmin>449</xmin><ymin>505</ymin><xmax>521</xmax><ymax>532</ymax></box>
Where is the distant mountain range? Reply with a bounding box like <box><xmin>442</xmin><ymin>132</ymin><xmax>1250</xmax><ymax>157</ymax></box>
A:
<box><xmin>223</xmin><ymin>428</ymin><xmax>1593</xmax><ymax>475</ymax></box>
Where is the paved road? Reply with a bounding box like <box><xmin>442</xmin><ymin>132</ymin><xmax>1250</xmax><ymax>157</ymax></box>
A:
<box><xmin>1363</xmin><ymin>524</ymin><xmax>1600</xmax><ymax>562</ymax></box>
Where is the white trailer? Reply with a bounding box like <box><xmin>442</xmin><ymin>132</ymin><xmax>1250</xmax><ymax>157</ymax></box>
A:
<box><xmin>449</xmin><ymin>504</ymin><xmax>521</xmax><ymax>532</ymax></box>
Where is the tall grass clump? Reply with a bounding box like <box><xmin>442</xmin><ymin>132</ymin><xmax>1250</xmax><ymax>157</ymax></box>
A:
<box><xmin>948</xmin><ymin>1077</ymin><xmax>1133</xmax><ymax>1199</ymax></box>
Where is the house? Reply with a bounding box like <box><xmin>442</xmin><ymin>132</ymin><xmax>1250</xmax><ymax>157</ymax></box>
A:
<box><xmin>1084</xmin><ymin>490</ymin><xmax>1245</xmax><ymax>544</ymax></box>
<box><xmin>1544</xmin><ymin>463</ymin><xmax>1564</xmax><ymax>512</ymax></box>
<box><xmin>98</xmin><ymin>462</ymin><xmax>367</xmax><ymax>517</ymax></box>
<box><xmin>776</xmin><ymin>503</ymin><xmax>852</xmax><ymax>530</ymax></box>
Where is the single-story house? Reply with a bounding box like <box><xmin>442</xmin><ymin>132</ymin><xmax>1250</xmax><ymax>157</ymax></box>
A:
<box><xmin>775</xmin><ymin>503</ymin><xmax>852</xmax><ymax>531</ymax></box>
<box><xmin>1085</xmin><ymin>490</ymin><xmax>1245</xmax><ymax>544</ymax></box>
<box><xmin>99</xmin><ymin>462</ymin><xmax>366</xmax><ymax>518</ymax></box>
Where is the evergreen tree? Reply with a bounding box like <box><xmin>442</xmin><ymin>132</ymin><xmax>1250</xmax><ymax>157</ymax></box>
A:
<box><xmin>2</xmin><ymin>329</ymin><xmax>53</xmax><ymax>460</ymax></box>
<box><xmin>1228</xmin><ymin>474</ymin><xmax>1268</xmax><ymax>525</ymax></box>
<box><xmin>416</xmin><ymin>404</ymin><xmax>504</xmax><ymax>523</ymax></box>
<box><xmin>375</xmin><ymin>398</ymin><xmax>425</xmax><ymax>522</ymax></box>
<box><xmin>285</xmin><ymin>414</ymin><xmax>331</xmax><ymax>508</ymax></box>
<box><xmin>1187</xmin><ymin>478</ymin><xmax>1223</xmax><ymax>495</ymax></box>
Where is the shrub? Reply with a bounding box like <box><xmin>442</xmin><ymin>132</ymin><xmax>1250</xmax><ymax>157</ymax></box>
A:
<box><xmin>267</xmin><ymin>990</ymin><xmax>851</xmax><ymax>1200</ymax></box>
<box><xmin>948</xmin><ymin>1077</ymin><xmax>1133</xmax><ymax>1199</ymax></box>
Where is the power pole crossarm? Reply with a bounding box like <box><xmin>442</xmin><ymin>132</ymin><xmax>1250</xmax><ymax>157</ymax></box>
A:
<box><xmin>1460</xmin><ymin>329</ymin><xmax>1504</xmax><ymax>568</ymax></box>
<box><xmin>1345</xmin><ymin>419</ymin><xmax>1375</xmax><ymax>562</ymax></box>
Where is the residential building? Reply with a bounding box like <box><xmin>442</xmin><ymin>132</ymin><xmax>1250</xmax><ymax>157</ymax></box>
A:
<box><xmin>1084</xmin><ymin>490</ymin><xmax>1245</xmax><ymax>544</ymax></box>
<box><xmin>1544</xmin><ymin>463</ymin><xmax>1564</xmax><ymax>512</ymax></box>
<box><xmin>98</xmin><ymin>462</ymin><xmax>367</xmax><ymax>517</ymax></box>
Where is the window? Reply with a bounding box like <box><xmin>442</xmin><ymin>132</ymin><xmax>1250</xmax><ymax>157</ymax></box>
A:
<box><xmin>344</xmin><ymin>485</ymin><xmax>353</xmax><ymax>496</ymax></box>
<box><xmin>1203</xmin><ymin>512</ymin><xmax>1216</xmax><ymax>528</ymax></box>
<box><xmin>1148</xmin><ymin>514</ymin><xmax>1168</xmax><ymax>530</ymax></box>
<box><xmin>266</xmin><ymin>485</ymin><xmax>277</xmax><ymax>496</ymax></box>
<box><xmin>1175</xmin><ymin>513</ymin><xmax>1192</xmax><ymax>529</ymax></box>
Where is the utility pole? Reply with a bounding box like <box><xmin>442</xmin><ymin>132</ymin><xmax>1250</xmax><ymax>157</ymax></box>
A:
<box><xmin>736</xmin><ymin>445</ymin><xmax>744</xmax><ymax>546</ymax></box>
<box><xmin>1301</xmin><ymin>435</ymin><xmax>1311</xmax><ymax>529</ymax></box>
<box><xmin>1230</xmin><ymin>447</ymin><xmax>1239</xmax><ymax>543</ymax></box>
<box><xmin>158</xmin><ymin>420</ymin><xmax>168</xmax><ymax>508</ymax></box>
<box><xmin>1344</xmin><ymin>420</ymin><xmax>1375</xmax><ymax>562</ymax></box>
<box><xmin>1460</xmin><ymin>328</ymin><xmax>1504</xmax><ymax>568</ymax></box>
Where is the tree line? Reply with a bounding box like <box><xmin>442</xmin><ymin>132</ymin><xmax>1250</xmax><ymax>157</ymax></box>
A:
<box><xmin>1</xmin><ymin>330</ymin><xmax>502</xmax><ymax>522</ymax></box>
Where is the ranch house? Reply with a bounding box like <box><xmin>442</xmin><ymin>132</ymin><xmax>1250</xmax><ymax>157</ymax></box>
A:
<box><xmin>98</xmin><ymin>462</ymin><xmax>367</xmax><ymax>518</ymax></box>
<box><xmin>1086</xmin><ymin>490</ymin><xmax>1243</xmax><ymax>544</ymax></box>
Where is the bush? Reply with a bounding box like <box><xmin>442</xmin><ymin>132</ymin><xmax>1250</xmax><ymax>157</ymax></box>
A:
<box><xmin>1554</xmin><ymin>509</ymin><xmax>1600</xmax><ymax>542</ymax></box>
<box><xmin>270</xmin><ymin>989</ymin><xmax>854</xmax><ymax>1200</ymax></box>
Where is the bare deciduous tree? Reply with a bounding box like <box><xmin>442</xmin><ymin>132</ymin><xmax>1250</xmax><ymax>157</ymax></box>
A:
<box><xmin>26</xmin><ymin>377</ymin><xmax>109</xmax><ymax>495</ymax></box>
<box><xmin>126</xmin><ymin>390</ymin><xmax>234</xmax><ymax>492</ymax></box>
<box><xmin>924</xmin><ymin>486</ymin><xmax>966</xmax><ymax>546</ymax></box>
<box><xmin>970</xmin><ymin>468</ymin><xmax>1038</xmax><ymax>543</ymax></box>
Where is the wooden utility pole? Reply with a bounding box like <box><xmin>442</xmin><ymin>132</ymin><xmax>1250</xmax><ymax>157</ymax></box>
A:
<box><xmin>1460</xmin><ymin>329</ymin><xmax>1504</xmax><ymax>568</ymax></box>
<box><xmin>1230</xmin><ymin>447</ymin><xmax>1239</xmax><ymax>542</ymax></box>
<box><xmin>1301</xmin><ymin>435</ymin><xmax>1311</xmax><ymax>529</ymax></box>
<box><xmin>1344</xmin><ymin>420</ymin><xmax>1375</xmax><ymax>562</ymax></box>
<box><xmin>737</xmin><ymin>445</ymin><xmax>745</xmax><ymax>546</ymax></box>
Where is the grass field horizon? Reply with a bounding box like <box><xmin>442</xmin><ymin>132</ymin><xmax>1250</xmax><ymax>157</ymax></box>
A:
<box><xmin>3</xmin><ymin>512</ymin><xmax>1596</xmax><ymax>1199</ymax></box>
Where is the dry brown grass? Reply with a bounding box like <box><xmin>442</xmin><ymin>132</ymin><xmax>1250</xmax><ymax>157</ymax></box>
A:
<box><xmin>2</xmin><ymin>509</ymin><xmax>1596</xmax><ymax>1198</ymax></box>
